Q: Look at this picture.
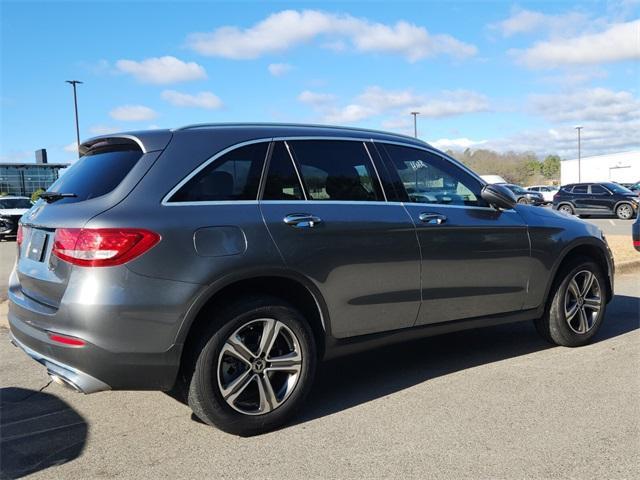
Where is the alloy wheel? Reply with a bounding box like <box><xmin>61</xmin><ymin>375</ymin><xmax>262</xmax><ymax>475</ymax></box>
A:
<box><xmin>217</xmin><ymin>318</ymin><xmax>303</xmax><ymax>415</ymax></box>
<box><xmin>617</xmin><ymin>204</ymin><xmax>633</xmax><ymax>219</ymax></box>
<box><xmin>559</xmin><ymin>205</ymin><xmax>573</xmax><ymax>215</ymax></box>
<box><xmin>564</xmin><ymin>270</ymin><xmax>601</xmax><ymax>334</ymax></box>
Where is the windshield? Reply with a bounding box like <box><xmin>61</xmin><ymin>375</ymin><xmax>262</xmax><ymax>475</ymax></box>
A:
<box><xmin>505</xmin><ymin>184</ymin><xmax>527</xmax><ymax>194</ymax></box>
<box><xmin>603</xmin><ymin>182</ymin><xmax>634</xmax><ymax>194</ymax></box>
<box><xmin>0</xmin><ymin>198</ymin><xmax>32</xmax><ymax>209</ymax></box>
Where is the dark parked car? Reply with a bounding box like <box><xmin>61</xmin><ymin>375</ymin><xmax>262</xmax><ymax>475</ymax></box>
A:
<box><xmin>502</xmin><ymin>184</ymin><xmax>545</xmax><ymax>205</ymax></box>
<box><xmin>628</xmin><ymin>181</ymin><xmax>640</xmax><ymax>194</ymax></box>
<box><xmin>0</xmin><ymin>196</ymin><xmax>32</xmax><ymax>240</ymax></box>
<box><xmin>553</xmin><ymin>182</ymin><xmax>639</xmax><ymax>219</ymax></box>
<box><xmin>634</xmin><ymin>215</ymin><xmax>640</xmax><ymax>252</ymax></box>
<box><xmin>9</xmin><ymin>124</ymin><xmax>614</xmax><ymax>435</ymax></box>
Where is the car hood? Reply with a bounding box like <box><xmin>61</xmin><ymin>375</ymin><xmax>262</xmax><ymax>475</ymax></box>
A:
<box><xmin>0</xmin><ymin>208</ymin><xmax>29</xmax><ymax>216</ymax></box>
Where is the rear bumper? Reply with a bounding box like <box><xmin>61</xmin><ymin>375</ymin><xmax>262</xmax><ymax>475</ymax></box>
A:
<box><xmin>9</xmin><ymin>330</ymin><xmax>110</xmax><ymax>393</ymax></box>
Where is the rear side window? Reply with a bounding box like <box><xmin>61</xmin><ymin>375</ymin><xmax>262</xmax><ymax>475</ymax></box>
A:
<box><xmin>287</xmin><ymin>140</ymin><xmax>383</xmax><ymax>202</ymax></box>
<box><xmin>262</xmin><ymin>142</ymin><xmax>304</xmax><ymax>200</ymax></box>
<box><xmin>170</xmin><ymin>142</ymin><xmax>268</xmax><ymax>202</ymax></box>
<box><xmin>47</xmin><ymin>145</ymin><xmax>142</xmax><ymax>204</ymax></box>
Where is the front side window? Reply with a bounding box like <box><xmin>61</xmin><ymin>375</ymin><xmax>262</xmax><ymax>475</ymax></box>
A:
<box><xmin>287</xmin><ymin>140</ymin><xmax>383</xmax><ymax>202</ymax></box>
<box><xmin>169</xmin><ymin>142</ymin><xmax>268</xmax><ymax>202</ymax></box>
<box><xmin>380</xmin><ymin>144</ymin><xmax>485</xmax><ymax>207</ymax></box>
<box><xmin>590</xmin><ymin>184</ymin><xmax>608</xmax><ymax>195</ymax></box>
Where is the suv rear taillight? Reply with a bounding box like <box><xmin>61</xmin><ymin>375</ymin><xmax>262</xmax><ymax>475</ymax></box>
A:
<box><xmin>16</xmin><ymin>224</ymin><xmax>24</xmax><ymax>246</ymax></box>
<box><xmin>52</xmin><ymin>228</ymin><xmax>160</xmax><ymax>267</ymax></box>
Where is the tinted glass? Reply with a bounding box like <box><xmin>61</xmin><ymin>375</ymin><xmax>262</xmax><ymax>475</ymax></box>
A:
<box><xmin>288</xmin><ymin>140</ymin><xmax>383</xmax><ymax>201</ymax></box>
<box><xmin>505</xmin><ymin>184</ymin><xmax>528</xmax><ymax>194</ymax></box>
<box><xmin>0</xmin><ymin>198</ymin><xmax>32</xmax><ymax>209</ymax></box>
<box><xmin>573</xmin><ymin>185</ymin><xmax>588</xmax><ymax>194</ymax></box>
<box><xmin>381</xmin><ymin>144</ymin><xmax>485</xmax><ymax>207</ymax></box>
<box><xmin>170</xmin><ymin>142</ymin><xmax>268</xmax><ymax>202</ymax></box>
<box><xmin>262</xmin><ymin>142</ymin><xmax>304</xmax><ymax>200</ymax></box>
<box><xmin>602</xmin><ymin>182</ymin><xmax>633</xmax><ymax>194</ymax></box>
<box><xmin>590</xmin><ymin>184</ymin><xmax>608</xmax><ymax>194</ymax></box>
<box><xmin>46</xmin><ymin>146</ymin><xmax>142</xmax><ymax>204</ymax></box>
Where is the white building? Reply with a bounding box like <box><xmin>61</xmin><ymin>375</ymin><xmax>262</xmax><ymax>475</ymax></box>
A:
<box><xmin>561</xmin><ymin>150</ymin><xmax>640</xmax><ymax>185</ymax></box>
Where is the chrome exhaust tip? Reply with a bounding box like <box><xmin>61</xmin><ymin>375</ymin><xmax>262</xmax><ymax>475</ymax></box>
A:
<box><xmin>48</xmin><ymin>371</ymin><xmax>83</xmax><ymax>393</ymax></box>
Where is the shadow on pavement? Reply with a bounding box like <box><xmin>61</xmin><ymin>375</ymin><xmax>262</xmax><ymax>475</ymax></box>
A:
<box><xmin>296</xmin><ymin>293</ymin><xmax>639</xmax><ymax>426</ymax></box>
<box><xmin>0</xmin><ymin>387</ymin><xmax>87</xmax><ymax>479</ymax></box>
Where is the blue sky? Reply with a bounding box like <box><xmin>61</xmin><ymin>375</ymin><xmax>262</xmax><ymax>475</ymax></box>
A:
<box><xmin>1</xmin><ymin>0</ymin><xmax>638</xmax><ymax>165</ymax></box>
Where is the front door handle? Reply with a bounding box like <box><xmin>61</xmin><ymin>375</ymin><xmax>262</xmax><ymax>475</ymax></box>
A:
<box><xmin>418</xmin><ymin>213</ymin><xmax>447</xmax><ymax>225</ymax></box>
<box><xmin>283</xmin><ymin>213</ymin><xmax>323</xmax><ymax>228</ymax></box>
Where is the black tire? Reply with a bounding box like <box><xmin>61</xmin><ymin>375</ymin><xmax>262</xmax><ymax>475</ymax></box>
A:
<box><xmin>535</xmin><ymin>256</ymin><xmax>607</xmax><ymax>347</ymax></box>
<box><xmin>615</xmin><ymin>203</ymin><xmax>634</xmax><ymax>220</ymax></box>
<box><xmin>557</xmin><ymin>203</ymin><xmax>574</xmax><ymax>215</ymax></box>
<box><xmin>187</xmin><ymin>296</ymin><xmax>316</xmax><ymax>436</ymax></box>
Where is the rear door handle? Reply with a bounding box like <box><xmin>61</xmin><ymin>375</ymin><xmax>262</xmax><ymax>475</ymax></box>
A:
<box><xmin>418</xmin><ymin>213</ymin><xmax>447</xmax><ymax>225</ymax></box>
<box><xmin>283</xmin><ymin>213</ymin><xmax>323</xmax><ymax>228</ymax></box>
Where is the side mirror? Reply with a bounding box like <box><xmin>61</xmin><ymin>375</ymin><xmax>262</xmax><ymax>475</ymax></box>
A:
<box><xmin>481</xmin><ymin>184</ymin><xmax>517</xmax><ymax>210</ymax></box>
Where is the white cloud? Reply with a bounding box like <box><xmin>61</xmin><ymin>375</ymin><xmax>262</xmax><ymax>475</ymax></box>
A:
<box><xmin>109</xmin><ymin>105</ymin><xmax>158</xmax><ymax>122</ymax></box>
<box><xmin>490</xmin><ymin>8</ymin><xmax>589</xmax><ymax>37</ymax></box>
<box><xmin>300</xmin><ymin>86</ymin><xmax>490</xmax><ymax>124</ymax></box>
<box><xmin>529</xmin><ymin>88</ymin><xmax>640</xmax><ymax>122</ymax></box>
<box><xmin>161</xmin><ymin>90</ymin><xmax>223</xmax><ymax>109</ymax></box>
<box><xmin>430</xmin><ymin>138</ymin><xmax>488</xmax><ymax>150</ymax></box>
<box><xmin>116</xmin><ymin>56</ymin><xmax>207</xmax><ymax>84</ymax></box>
<box><xmin>268</xmin><ymin>63</ymin><xmax>293</xmax><ymax>76</ymax></box>
<box><xmin>64</xmin><ymin>142</ymin><xmax>78</xmax><ymax>153</ymax></box>
<box><xmin>89</xmin><ymin>125</ymin><xmax>121</xmax><ymax>135</ymax></box>
<box><xmin>513</xmin><ymin>20</ymin><xmax>640</xmax><ymax>68</ymax></box>
<box><xmin>186</xmin><ymin>9</ymin><xmax>477</xmax><ymax>62</ymax></box>
<box><xmin>297</xmin><ymin>90</ymin><xmax>336</xmax><ymax>106</ymax></box>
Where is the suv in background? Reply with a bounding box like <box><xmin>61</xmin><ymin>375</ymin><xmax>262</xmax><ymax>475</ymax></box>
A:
<box><xmin>501</xmin><ymin>184</ymin><xmax>545</xmax><ymax>205</ymax></box>
<box><xmin>527</xmin><ymin>185</ymin><xmax>558</xmax><ymax>203</ymax></box>
<box><xmin>553</xmin><ymin>182</ymin><xmax>639</xmax><ymax>219</ymax></box>
<box><xmin>9</xmin><ymin>124</ymin><xmax>614</xmax><ymax>435</ymax></box>
<box><xmin>0</xmin><ymin>196</ymin><xmax>32</xmax><ymax>240</ymax></box>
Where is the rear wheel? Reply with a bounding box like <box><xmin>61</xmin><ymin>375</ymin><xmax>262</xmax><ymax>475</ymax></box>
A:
<box><xmin>535</xmin><ymin>257</ymin><xmax>606</xmax><ymax>347</ymax></box>
<box><xmin>615</xmin><ymin>203</ymin><xmax>634</xmax><ymax>220</ymax></box>
<box><xmin>517</xmin><ymin>197</ymin><xmax>528</xmax><ymax>204</ymax></box>
<box><xmin>187</xmin><ymin>296</ymin><xmax>316</xmax><ymax>436</ymax></box>
<box><xmin>558</xmin><ymin>204</ymin><xmax>574</xmax><ymax>215</ymax></box>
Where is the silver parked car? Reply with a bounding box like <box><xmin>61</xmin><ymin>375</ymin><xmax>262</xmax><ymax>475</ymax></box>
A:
<box><xmin>9</xmin><ymin>124</ymin><xmax>614</xmax><ymax>435</ymax></box>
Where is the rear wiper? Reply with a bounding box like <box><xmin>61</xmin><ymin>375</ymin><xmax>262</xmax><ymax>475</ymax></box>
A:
<box><xmin>39</xmin><ymin>192</ymin><xmax>77</xmax><ymax>203</ymax></box>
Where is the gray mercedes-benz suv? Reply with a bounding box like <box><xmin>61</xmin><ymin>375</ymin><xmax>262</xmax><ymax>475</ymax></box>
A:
<box><xmin>9</xmin><ymin>124</ymin><xmax>614</xmax><ymax>435</ymax></box>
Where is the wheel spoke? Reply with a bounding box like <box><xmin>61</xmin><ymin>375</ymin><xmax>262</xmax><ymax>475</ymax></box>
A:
<box><xmin>260</xmin><ymin>374</ymin><xmax>279</xmax><ymax>410</ymax></box>
<box><xmin>568</xmin><ymin>279</ymin><xmax>581</xmax><ymax>299</ymax></box>
<box><xmin>257</xmin><ymin>319</ymin><xmax>278</xmax><ymax>357</ymax></box>
<box><xmin>583</xmin><ymin>297</ymin><xmax>601</xmax><ymax>311</ymax></box>
<box><xmin>267</xmin><ymin>351</ymin><xmax>302</xmax><ymax>373</ymax></box>
<box><xmin>578</xmin><ymin>307</ymin><xmax>589</xmax><ymax>333</ymax></box>
<box><xmin>255</xmin><ymin>374</ymin><xmax>272</xmax><ymax>413</ymax></box>
<box><xmin>565</xmin><ymin>302</ymin><xmax>579</xmax><ymax>322</ymax></box>
<box><xmin>580</xmin><ymin>272</ymin><xmax>594</xmax><ymax>297</ymax></box>
<box><xmin>223</xmin><ymin>337</ymin><xmax>255</xmax><ymax>364</ymax></box>
<box><xmin>222</xmin><ymin>369</ymin><xmax>253</xmax><ymax>401</ymax></box>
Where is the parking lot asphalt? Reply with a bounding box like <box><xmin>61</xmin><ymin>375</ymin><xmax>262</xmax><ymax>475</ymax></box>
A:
<box><xmin>583</xmin><ymin>216</ymin><xmax>636</xmax><ymax>237</ymax></box>
<box><xmin>1</xmin><ymin>273</ymin><xmax>638</xmax><ymax>479</ymax></box>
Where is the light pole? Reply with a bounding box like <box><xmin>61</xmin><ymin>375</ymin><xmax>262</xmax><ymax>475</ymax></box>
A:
<box><xmin>575</xmin><ymin>126</ymin><xmax>583</xmax><ymax>182</ymax></box>
<box><xmin>410</xmin><ymin>111</ymin><xmax>420</xmax><ymax>138</ymax></box>
<box><xmin>66</xmin><ymin>80</ymin><xmax>83</xmax><ymax>158</ymax></box>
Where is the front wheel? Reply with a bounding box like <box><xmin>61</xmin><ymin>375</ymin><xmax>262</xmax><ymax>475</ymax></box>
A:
<box><xmin>187</xmin><ymin>296</ymin><xmax>316</xmax><ymax>436</ymax></box>
<box><xmin>535</xmin><ymin>257</ymin><xmax>607</xmax><ymax>347</ymax></box>
<box><xmin>615</xmin><ymin>203</ymin><xmax>634</xmax><ymax>220</ymax></box>
<box><xmin>557</xmin><ymin>204</ymin><xmax>574</xmax><ymax>215</ymax></box>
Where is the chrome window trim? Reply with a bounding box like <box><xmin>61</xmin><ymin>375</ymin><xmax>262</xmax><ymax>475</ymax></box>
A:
<box><xmin>161</xmin><ymin>137</ymin><xmax>273</xmax><ymax>205</ymax></box>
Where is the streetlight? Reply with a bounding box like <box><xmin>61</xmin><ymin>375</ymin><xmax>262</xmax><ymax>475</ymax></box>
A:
<box><xmin>575</xmin><ymin>126</ymin><xmax>583</xmax><ymax>182</ymax></box>
<box><xmin>410</xmin><ymin>111</ymin><xmax>420</xmax><ymax>138</ymax></box>
<box><xmin>66</xmin><ymin>80</ymin><xmax>83</xmax><ymax>158</ymax></box>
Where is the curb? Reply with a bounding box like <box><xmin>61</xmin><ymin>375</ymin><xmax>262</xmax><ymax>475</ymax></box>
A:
<box><xmin>616</xmin><ymin>259</ymin><xmax>640</xmax><ymax>275</ymax></box>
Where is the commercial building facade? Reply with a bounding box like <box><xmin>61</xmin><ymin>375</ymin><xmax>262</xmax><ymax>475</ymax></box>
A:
<box><xmin>561</xmin><ymin>151</ymin><xmax>639</xmax><ymax>185</ymax></box>
<box><xmin>0</xmin><ymin>163</ymin><xmax>67</xmax><ymax>197</ymax></box>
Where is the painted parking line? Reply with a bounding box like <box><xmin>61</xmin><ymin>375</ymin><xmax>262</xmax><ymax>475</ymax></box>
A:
<box><xmin>609</xmin><ymin>220</ymin><xmax>616</xmax><ymax>226</ymax></box>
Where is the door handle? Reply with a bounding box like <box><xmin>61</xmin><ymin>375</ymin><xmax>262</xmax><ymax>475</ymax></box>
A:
<box><xmin>418</xmin><ymin>213</ymin><xmax>447</xmax><ymax>225</ymax></box>
<box><xmin>283</xmin><ymin>213</ymin><xmax>323</xmax><ymax>228</ymax></box>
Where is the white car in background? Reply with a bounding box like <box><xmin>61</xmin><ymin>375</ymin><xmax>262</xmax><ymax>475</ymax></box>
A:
<box><xmin>526</xmin><ymin>185</ymin><xmax>559</xmax><ymax>203</ymax></box>
<box><xmin>0</xmin><ymin>196</ymin><xmax>32</xmax><ymax>240</ymax></box>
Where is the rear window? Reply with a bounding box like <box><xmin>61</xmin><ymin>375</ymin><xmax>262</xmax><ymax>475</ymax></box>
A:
<box><xmin>46</xmin><ymin>145</ymin><xmax>143</xmax><ymax>204</ymax></box>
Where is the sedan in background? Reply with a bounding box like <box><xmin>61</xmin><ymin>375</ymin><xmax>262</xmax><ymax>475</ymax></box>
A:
<box><xmin>553</xmin><ymin>182</ymin><xmax>639</xmax><ymax>219</ymax></box>
<box><xmin>0</xmin><ymin>196</ymin><xmax>32</xmax><ymax>240</ymax></box>
<box><xmin>527</xmin><ymin>185</ymin><xmax>559</xmax><ymax>203</ymax></box>
<box><xmin>502</xmin><ymin>184</ymin><xmax>545</xmax><ymax>205</ymax></box>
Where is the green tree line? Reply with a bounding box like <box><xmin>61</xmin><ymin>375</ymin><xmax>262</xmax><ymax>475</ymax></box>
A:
<box><xmin>446</xmin><ymin>149</ymin><xmax>561</xmax><ymax>186</ymax></box>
